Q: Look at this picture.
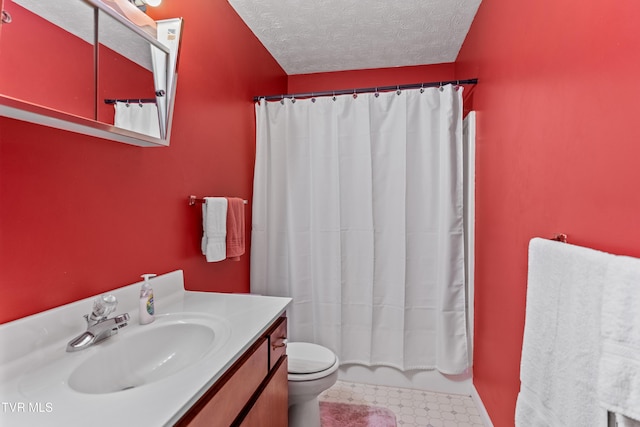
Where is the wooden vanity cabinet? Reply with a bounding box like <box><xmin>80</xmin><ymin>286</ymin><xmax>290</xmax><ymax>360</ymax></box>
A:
<box><xmin>239</xmin><ymin>356</ymin><xmax>288</xmax><ymax>427</ymax></box>
<box><xmin>176</xmin><ymin>315</ymin><xmax>288</xmax><ymax>427</ymax></box>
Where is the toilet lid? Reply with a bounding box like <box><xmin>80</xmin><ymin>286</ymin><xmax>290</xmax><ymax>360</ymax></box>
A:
<box><xmin>287</xmin><ymin>342</ymin><xmax>337</xmax><ymax>374</ymax></box>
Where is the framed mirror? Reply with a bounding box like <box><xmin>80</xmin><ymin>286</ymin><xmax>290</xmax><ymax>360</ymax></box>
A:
<box><xmin>0</xmin><ymin>0</ymin><xmax>182</xmax><ymax>147</ymax></box>
<box><xmin>97</xmin><ymin>5</ymin><xmax>166</xmax><ymax>138</ymax></box>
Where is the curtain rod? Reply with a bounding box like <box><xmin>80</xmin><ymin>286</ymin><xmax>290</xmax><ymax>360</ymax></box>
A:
<box><xmin>253</xmin><ymin>78</ymin><xmax>478</xmax><ymax>102</ymax></box>
<box><xmin>104</xmin><ymin>98</ymin><xmax>157</xmax><ymax>105</ymax></box>
<box><xmin>104</xmin><ymin>90</ymin><xmax>166</xmax><ymax>105</ymax></box>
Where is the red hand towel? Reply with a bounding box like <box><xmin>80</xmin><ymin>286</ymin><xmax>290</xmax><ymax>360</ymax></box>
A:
<box><xmin>225</xmin><ymin>197</ymin><xmax>245</xmax><ymax>261</ymax></box>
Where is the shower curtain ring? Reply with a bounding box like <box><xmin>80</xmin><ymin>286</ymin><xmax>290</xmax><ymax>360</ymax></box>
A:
<box><xmin>396</xmin><ymin>86</ymin><xmax>401</xmax><ymax>95</ymax></box>
<box><xmin>374</xmin><ymin>87</ymin><xmax>379</xmax><ymax>98</ymax></box>
<box><xmin>1</xmin><ymin>10</ymin><xmax>12</xmax><ymax>24</ymax></box>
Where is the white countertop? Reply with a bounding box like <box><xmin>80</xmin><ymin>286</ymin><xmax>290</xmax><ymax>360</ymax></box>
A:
<box><xmin>0</xmin><ymin>270</ymin><xmax>291</xmax><ymax>426</ymax></box>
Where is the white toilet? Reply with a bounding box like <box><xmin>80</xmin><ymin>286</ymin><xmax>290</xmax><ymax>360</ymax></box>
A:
<box><xmin>287</xmin><ymin>342</ymin><xmax>340</xmax><ymax>427</ymax></box>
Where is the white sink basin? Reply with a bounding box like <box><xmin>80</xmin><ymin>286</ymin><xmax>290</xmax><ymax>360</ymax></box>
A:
<box><xmin>68</xmin><ymin>313</ymin><xmax>230</xmax><ymax>394</ymax></box>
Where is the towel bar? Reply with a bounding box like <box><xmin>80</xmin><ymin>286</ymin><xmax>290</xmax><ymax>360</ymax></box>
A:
<box><xmin>188</xmin><ymin>195</ymin><xmax>248</xmax><ymax>206</ymax></box>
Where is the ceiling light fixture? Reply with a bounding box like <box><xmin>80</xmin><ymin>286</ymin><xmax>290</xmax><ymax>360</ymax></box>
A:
<box><xmin>129</xmin><ymin>0</ymin><xmax>162</xmax><ymax>12</ymax></box>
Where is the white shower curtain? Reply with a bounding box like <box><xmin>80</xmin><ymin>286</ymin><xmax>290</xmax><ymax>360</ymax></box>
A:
<box><xmin>251</xmin><ymin>85</ymin><xmax>468</xmax><ymax>374</ymax></box>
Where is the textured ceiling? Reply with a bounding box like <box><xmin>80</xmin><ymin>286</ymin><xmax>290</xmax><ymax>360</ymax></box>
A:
<box><xmin>227</xmin><ymin>0</ymin><xmax>482</xmax><ymax>75</ymax></box>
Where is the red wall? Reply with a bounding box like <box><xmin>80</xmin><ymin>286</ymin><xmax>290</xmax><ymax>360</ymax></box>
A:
<box><xmin>456</xmin><ymin>0</ymin><xmax>640</xmax><ymax>425</ymax></box>
<box><xmin>288</xmin><ymin>63</ymin><xmax>455</xmax><ymax>94</ymax></box>
<box><xmin>0</xmin><ymin>1</ymin><xmax>286</xmax><ymax>324</ymax></box>
<box><xmin>5</xmin><ymin>1</ymin><xmax>640</xmax><ymax>422</ymax></box>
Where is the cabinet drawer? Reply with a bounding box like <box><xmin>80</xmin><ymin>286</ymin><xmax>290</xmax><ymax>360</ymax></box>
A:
<box><xmin>180</xmin><ymin>338</ymin><xmax>269</xmax><ymax>427</ymax></box>
<box><xmin>269</xmin><ymin>316</ymin><xmax>287</xmax><ymax>370</ymax></box>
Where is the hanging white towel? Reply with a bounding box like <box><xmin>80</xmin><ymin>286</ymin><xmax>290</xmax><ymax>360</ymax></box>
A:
<box><xmin>515</xmin><ymin>238</ymin><xmax>610</xmax><ymax>426</ymax></box>
<box><xmin>201</xmin><ymin>197</ymin><xmax>227</xmax><ymax>262</ymax></box>
<box><xmin>114</xmin><ymin>101</ymin><xmax>161</xmax><ymax>138</ymax></box>
<box><xmin>598</xmin><ymin>255</ymin><xmax>640</xmax><ymax>425</ymax></box>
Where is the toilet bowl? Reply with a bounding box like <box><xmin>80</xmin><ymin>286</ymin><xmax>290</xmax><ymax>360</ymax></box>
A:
<box><xmin>287</xmin><ymin>342</ymin><xmax>339</xmax><ymax>427</ymax></box>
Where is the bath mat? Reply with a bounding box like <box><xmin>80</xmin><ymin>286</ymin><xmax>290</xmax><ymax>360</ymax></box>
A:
<box><xmin>320</xmin><ymin>401</ymin><xmax>397</xmax><ymax>427</ymax></box>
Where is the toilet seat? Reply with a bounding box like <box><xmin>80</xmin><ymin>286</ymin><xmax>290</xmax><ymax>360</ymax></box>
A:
<box><xmin>287</xmin><ymin>342</ymin><xmax>339</xmax><ymax>381</ymax></box>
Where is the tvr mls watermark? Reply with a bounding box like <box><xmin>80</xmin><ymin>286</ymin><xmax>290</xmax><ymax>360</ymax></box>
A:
<box><xmin>2</xmin><ymin>401</ymin><xmax>53</xmax><ymax>413</ymax></box>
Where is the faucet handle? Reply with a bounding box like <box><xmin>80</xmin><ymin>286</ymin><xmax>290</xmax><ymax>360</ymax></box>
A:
<box><xmin>89</xmin><ymin>294</ymin><xmax>118</xmax><ymax>321</ymax></box>
<box><xmin>114</xmin><ymin>313</ymin><xmax>130</xmax><ymax>329</ymax></box>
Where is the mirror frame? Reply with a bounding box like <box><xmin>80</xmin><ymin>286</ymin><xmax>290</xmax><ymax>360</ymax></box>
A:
<box><xmin>0</xmin><ymin>0</ymin><xmax>182</xmax><ymax>147</ymax></box>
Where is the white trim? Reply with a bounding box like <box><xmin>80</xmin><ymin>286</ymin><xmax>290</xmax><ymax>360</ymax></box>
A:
<box><xmin>0</xmin><ymin>97</ymin><xmax>168</xmax><ymax>147</ymax></box>
<box><xmin>471</xmin><ymin>384</ymin><xmax>494</xmax><ymax>427</ymax></box>
<box><xmin>463</xmin><ymin>111</ymin><xmax>476</xmax><ymax>364</ymax></box>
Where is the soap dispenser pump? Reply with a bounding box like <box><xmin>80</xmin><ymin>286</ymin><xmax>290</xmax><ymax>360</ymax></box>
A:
<box><xmin>139</xmin><ymin>274</ymin><xmax>156</xmax><ymax>325</ymax></box>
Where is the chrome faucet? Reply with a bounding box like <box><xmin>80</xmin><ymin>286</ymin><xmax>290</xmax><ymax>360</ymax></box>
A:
<box><xmin>66</xmin><ymin>294</ymin><xmax>130</xmax><ymax>352</ymax></box>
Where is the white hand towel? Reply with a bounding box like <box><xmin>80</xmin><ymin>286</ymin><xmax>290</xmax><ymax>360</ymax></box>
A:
<box><xmin>201</xmin><ymin>197</ymin><xmax>227</xmax><ymax>262</ymax></box>
<box><xmin>598</xmin><ymin>255</ymin><xmax>640</xmax><ymax>423</ymax></box>
<box><xmin>515</xmin><ymin>238</ymin><xmax>610</xmax><ymax>426</ymax></box>
<box><xmin>114</xmin><ymin>101</ymin><xmax>161</xmax><ymax>138</ymax></box>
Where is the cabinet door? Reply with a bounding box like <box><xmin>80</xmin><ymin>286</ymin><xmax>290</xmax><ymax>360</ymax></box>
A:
<box><xmin>181</xmin><ymin>338</ymin><xmax>269</xmax><ymax>427</ymax></box>
<box><xmin>238</xmin><ymin>356</ymin><xmax>288</xmax><ymax>427</ymax></box>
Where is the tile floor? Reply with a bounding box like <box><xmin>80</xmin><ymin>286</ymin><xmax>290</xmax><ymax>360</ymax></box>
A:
<box><xmin>319</xmin><ymin>380</ymin><xmax>485</xmax><ymax>427</ymax></box>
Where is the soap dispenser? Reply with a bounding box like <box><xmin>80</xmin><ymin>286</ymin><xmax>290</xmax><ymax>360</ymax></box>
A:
<box><xmin>139</xmin><ymin>274</ymin><xmax>156</xmax><ymax>325</ymax></box>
